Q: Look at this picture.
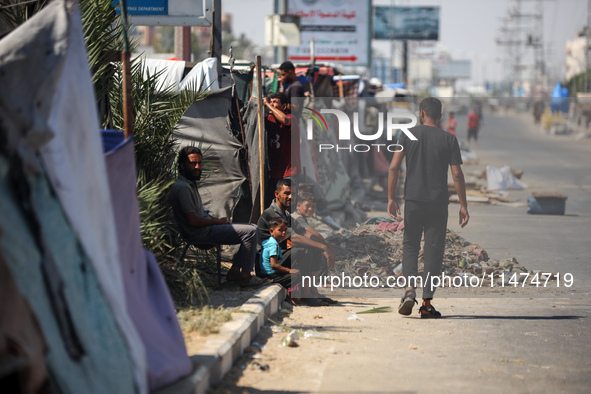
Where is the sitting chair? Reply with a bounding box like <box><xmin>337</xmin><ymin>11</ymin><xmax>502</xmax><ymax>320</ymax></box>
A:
<box><xmin>178</xmin><ymin>239</ymin><xmax>223</xmax><ymax>285</ymax></box>
<box><xmin>254</xmin><ymin>251</ymin><xmax>263</xmax><ymax>277</ymax></box>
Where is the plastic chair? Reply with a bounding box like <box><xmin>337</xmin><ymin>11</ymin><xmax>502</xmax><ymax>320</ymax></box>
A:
<box><xmin>179</xmin><ymin>241</ymin><xmax>222</xmax><ymax>285</ymax></box>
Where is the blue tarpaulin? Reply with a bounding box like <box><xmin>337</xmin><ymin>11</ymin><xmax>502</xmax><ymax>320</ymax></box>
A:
<box><xmin>550</xmin><ymin>82</ymin><xmax>570</xmax><ymax>114</ymax></box>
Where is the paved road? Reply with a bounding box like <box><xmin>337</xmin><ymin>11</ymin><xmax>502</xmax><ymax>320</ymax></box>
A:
<box><xmin>214</xmin><ymin>109</ymin><xmax>591</xmax><ymax>393</ymax></box>
<box><xmin>449</xmin><ymin>109</ymin><xmax>591</xmax><ymax>294</ymax></box>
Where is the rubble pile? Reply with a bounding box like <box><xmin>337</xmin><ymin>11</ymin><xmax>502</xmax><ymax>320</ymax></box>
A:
<box><xmin>327</xmin><ymin>219</ymin><xmax>548</xmax><ymax>286</ymax></box>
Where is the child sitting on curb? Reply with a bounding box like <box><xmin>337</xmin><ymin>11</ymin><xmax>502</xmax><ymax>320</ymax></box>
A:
<box><xmin>292</xmin><ymin>191</ymin><xmax>338</xmax><ymax>304</ymax></box>
<box><xmin>259</xmin><ymin>217</ymin><xmax>301</xmax><ymax>303</ymax></box>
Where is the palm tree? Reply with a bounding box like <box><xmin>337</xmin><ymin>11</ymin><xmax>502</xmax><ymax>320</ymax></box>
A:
<box><xmin>2</xmin><ymin>0</ymin><xmax>211</xmax><ymax>303</ymax></box>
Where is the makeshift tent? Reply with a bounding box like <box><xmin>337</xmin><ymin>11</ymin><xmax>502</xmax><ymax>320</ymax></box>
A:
<box><xmin>0</xmin><ymin>253</ymin><xmax>49</xmax><ymax>392</ymax></box>
<box><xmin>103</xmin><ymin>132</ymin><xmax>192</xmax><ymax>390</ymax></box>
<box><xmin>171</xmin><ymin>63</ymin><xmax>357</xmax><ymax>223</ymax></box>
<box><xmin>0</xmin><ymin>1</ymin><xmax>192</xmax><ymax>392</ymax></box>
<box><xmin>241</xmin><ymin>98</ymin><xmax>265</xmax><ymax>222</ymax></box>
<box><xmin>174</xmin><ymin>86</ymin><xmax>255</xmax><ymax>223</ymax></box>
<box><xmin>180</xmin><ymin>57</ymin><xmax>220</xmax><ymax>91</ymax></box>
<box><xmin>0</xmin><ymin>153</ymin><xmax>137</xmax><ymax>393</ymax></box>
<box><xmin>0</xmin><ymin>1</ymin><xmax>145</xmax><ymax>392</ymax></box>
<box><xmin>141</xmin><ymin>56</ymin><xmax>221</xmax><ymax>92</ymax></box>
<box><xmin>333</xmin><ymin>75</ymin><xmax>361</xmax><ymax>98</ymax></box>
<box><xmin>294</xmin><ymin>65</ymin><xmax>336</xmax><ymax>97</ymax></box>
<box><xmin>220</xmin><ymin>63</ymin><xmax>254</xmax><ymax>104</ymax></box>
<box><xmin>296</xmin><ymin>99</ymin><xmax>351</xmax><ymax>210</ymax></box>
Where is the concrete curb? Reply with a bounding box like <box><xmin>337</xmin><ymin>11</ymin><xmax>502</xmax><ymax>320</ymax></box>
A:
<box><xmin>154</xmin><ymin>284</ymin><xmax>285</xmax><ymax>394</ymax></box>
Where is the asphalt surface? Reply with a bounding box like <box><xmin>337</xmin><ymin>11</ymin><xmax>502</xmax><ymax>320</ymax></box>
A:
<box><xmin>448</xmin><ymin>109</ymin><xmax>591</xmax><ymax>295</ymax></box>
<box><xmin>214</xmin><ymin>108</ymin><xmax>591</xmax><ymax>393</ymax></box>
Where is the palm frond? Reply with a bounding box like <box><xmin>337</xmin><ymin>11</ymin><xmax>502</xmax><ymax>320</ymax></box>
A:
<box><xmin>0</xmin><ymin>0</ymin><xmax>47</xmax><ymax>36</ymax></box>
<box><xmin>356</xmin><ymin>306</ymin><xmax>393</xmax><ymax>314</ymax></box>
<box><xmin>9</xmin><ymin>0</ymin><xmax>213</xmax><ymax>304</ymax></box>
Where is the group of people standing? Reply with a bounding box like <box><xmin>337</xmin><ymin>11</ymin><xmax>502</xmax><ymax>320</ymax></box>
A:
<box><xmin>444</xmin><ymin>103</ymin><xmax>482</xmax><ymax>148</ymax></box>
<box><xmin>169</xmin><ymin>62</ymin><xmax>471</xmax><ymax>316</ymax></box>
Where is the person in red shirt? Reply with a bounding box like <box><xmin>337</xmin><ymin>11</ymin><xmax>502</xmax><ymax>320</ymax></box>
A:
<box><xmin>263</xmin><ymin>92</ymin><xmax>300</xmax><ymax>205</ymax></box>
<box><xmin>467</xmin><ymin>107</ymin><xmax>480</xmax><ymax>147</ymax></box>
<box><xmin>446</xmin><ymin>111</ymin><xmax>457</xmax><ymax>136</ymax></box>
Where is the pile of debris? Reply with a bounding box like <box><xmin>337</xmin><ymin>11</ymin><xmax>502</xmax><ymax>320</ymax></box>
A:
<box><xmin>326</xmin><ymin>218</ymin><xmax>546</xmax><ymax>287</ymax></box>
<box><xmin>449</xmin><ymin>165</ymin><xmax>527</xmax><ymax>207</ymax></box>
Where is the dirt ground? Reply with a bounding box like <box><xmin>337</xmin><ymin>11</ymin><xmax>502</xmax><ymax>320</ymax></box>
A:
<box><xmin>209</xmin><ymin>298</ymin><xmax>350</xmax><ymax>394</ymax></box>
<box><xmin>181</xmin><ymin>264</ymin><xmax>265</xmax><ymax>356</ymax></box>
<box><xmin>208</xmin><ymin>292</ymin><xmax>591</xmax><ymax>394</ymax></box>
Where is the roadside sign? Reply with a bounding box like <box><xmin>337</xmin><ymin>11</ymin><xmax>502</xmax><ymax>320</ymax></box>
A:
<box><xmin>118</xmin><ymin>0</ymin><xmax>167</xmax><ymax>15</ymax></box>
<box><xmin>373</xmin><ymin>6</ymin><xmax>439</xmax><ymax>41</ymax></box>
<box><xmin>286</xmin><ymin>0</ymin><xmax>370</xmax><ymax>66</ymax></box>
<box><xmin>112</xmin><ymin>0</ymin><xmax>213</xmax><ymax>26</ymax></box>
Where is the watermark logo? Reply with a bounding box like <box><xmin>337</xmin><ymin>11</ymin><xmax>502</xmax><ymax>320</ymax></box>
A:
<box><xmin>303</xmin><ymin>107</ymin><xmax>418</xmax><ymax>152</ymax></box>
<box><xmin>303</xmin><ymin>107</ymin><xmax>328</xmax><ymax>131</ymax></box>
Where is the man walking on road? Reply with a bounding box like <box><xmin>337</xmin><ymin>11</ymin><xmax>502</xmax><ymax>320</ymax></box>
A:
<box><xmin>467</xmin><ymin>106</ymin><xmax>480</xmax><ymax>147</ymax></box>
<box><xmin>387</xmin><ymin>97</ymin><xmax>469</xmax><ymax>318</ymax></box>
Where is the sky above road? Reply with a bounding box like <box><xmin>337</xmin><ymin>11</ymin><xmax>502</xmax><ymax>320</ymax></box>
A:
<box><xmin>222</xmin><ymin>0</ymin><xmax>587</xmax><ymax>85</ymax></box>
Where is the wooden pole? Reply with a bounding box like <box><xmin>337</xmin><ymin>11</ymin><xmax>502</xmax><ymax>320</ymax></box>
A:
<box><xmin>303</xmin><ymin>167</ymin><xmax>307</xmax><ymax>186</ymax></box>
<box><xmin>256</xmin><ymin>56</ymin><xmax>266</xmax><ymax>214</ymax></box>
<box><xmin>213</xmin><ymin>0</ymin><xmax>222</xmax><ymax>84</ymax></box>
<box><xmin>310</xmin><ymin>37</ymin><xmax>315</xmax><ymax>66</ymax></box>
<box><xmin>338</xmin><ymin>73</ymin><xmax>344</xmax><ymax>98</ymax></box>
<box><xmin>120</xmin><ymin>0</ymin><xmax>133</xmax><ymax>138</ymax></box>
<box><xmin>309</xmin><ymin>37</ymin><xmax>315</xmax><ymax>99</ymax></box>
<box><xmin>122</xmin><ymin>50</ymin><xmax>133</xmax><ymax>138</ymax></box>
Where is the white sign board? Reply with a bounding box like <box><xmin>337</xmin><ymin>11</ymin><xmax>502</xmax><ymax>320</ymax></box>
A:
<box><xmin>265</xmin><ymin>15</ymin><xmax>301</xmax><ymax>47</ymax></box>
<box><xmin>126</xmin><ymin>0</ymin><xmax>213</xmax><ymax>26</ymax></box>
<box><xmin>434</xmin><ymin>60</ymin><xmax>472</xmax><ymax>79</ymax></box>
<box><xmin>286</xmin><ymin>0</ymin><xmax>370</xmax><ymax>66</ymax></box>
<box><xmin>408</xmin><ymin>59</ymin><xmax>433</xmax><ymax>80</ymax></box>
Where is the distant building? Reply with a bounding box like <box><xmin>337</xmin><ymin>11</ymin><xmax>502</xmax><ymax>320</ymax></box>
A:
<box><xmin>565</xmin><ymin>27</ymin><xmax>590</xmax><ymax>81</ymax></box>
<box><xmin>222</xmin><ymin>13</ymin><xmax>232</xmax><ymax>35</ymax></box>
<box><xmin>131</xmin><ymin>12</ymin><xmax>232</xmax><ymax>55</ymax></box>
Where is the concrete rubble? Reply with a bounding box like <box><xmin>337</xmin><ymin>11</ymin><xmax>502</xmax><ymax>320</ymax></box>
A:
<box><xmin>326</xmin><ymin>218</ymin><xmax>556</xmax><ymax>287</ymax></box>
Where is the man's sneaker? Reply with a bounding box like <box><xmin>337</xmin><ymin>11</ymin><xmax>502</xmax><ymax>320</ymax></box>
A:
<box><xmin>398</xmin><ymin>290</ymin><xmax>417</xmax><ymax>316</ymax></box>
<box><xmin>419</xmin><ymin>305</ymin><xmax>442</xmax><ymax>318</ymax></box>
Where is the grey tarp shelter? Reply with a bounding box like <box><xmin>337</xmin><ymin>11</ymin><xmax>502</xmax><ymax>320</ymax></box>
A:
<box><xmin>174</xmin><ymin>86</ymin><xmax>259</xmax><ymax>223</ymax></box>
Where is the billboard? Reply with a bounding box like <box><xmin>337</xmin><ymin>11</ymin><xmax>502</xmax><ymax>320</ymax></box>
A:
<box><xmin>434</xmin><ymin>60</ymin><xmax>471</xmax><ymax>79</ymax></box>
<box><xmin>373</xmin><ymin>6</ymin><xmax>439</xmax><ymax>41</ymax></box>
<box><xmin>286</xmin><ymin>0</ymin><xmax>370</xmax><ymax>66</ymax></box>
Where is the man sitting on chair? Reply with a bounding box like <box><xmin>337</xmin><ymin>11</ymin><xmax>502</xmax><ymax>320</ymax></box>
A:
<box><xmin>168</xmin><ymin>146</ymin><xmax>268</xmax><ymax>288</ymax></box>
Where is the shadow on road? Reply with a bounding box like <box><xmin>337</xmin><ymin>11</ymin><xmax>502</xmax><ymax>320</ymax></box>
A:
<box><xmin>442</xmin><ymin>315</ymin><xmax>585</xmax><ymax>320</ymax></box>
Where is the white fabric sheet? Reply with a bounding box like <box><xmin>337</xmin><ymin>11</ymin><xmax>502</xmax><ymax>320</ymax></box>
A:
<box><xmin>29</xmin><ymin>2</ymin><xmax>148</xmax><ymax>392</ymax></box>
<box><xmin>142</xmin><ymin>58</ymin><xmax>186</xmax><ymax>92</ymax></box>
<box><xmin>179</xmin><ymin>56</ymin><xmax>220</xmax><ymax>91</ymax></box>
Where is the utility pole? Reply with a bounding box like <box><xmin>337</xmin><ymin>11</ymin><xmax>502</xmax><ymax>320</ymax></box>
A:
<box><xmin>496</xmin><ymin>15</ymin><xmax>522</xmax><ymax>94</ymax></box>
<box><xmin>496</xmin><ymin>0</ymin><xmax>552</xmax><ymax>94</ymax></box>
<box><xmin>402</xmin><ymin>41</ymin><xmax>408</xmax><ymax>87</ymax></box>
<box><xmin>532</xmin><ymin>0</ymin><xmax>546</xmax><ymax>89</ymax></box>
<box><xmin>274</xmin><ymin>0</ymin><xmax>288</xmax><ymax>64</ymax></box>
<box><xmin>513</xmin><ymin>0</ymin><xmax>523</xmax><ymax>93</ymax></box>
<box><xmin>586</xmin><ymin>0</ymin><xmax>591</xmax><ymax>91</ymax></box>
